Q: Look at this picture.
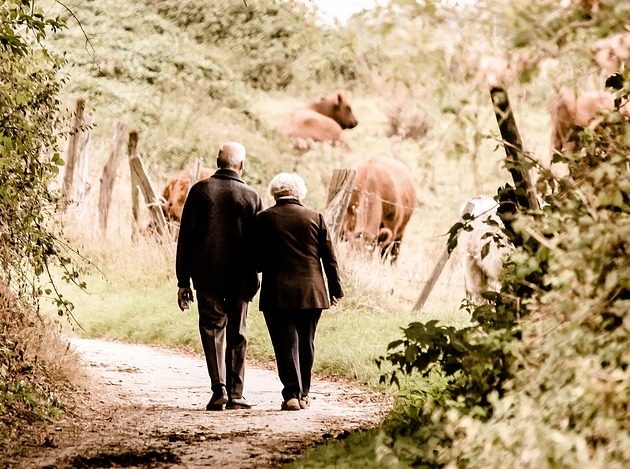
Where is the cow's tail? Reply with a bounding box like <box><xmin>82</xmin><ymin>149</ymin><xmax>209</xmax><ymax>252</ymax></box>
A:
<box><xmin>377</xmin><ymin>227</ymin><xmax>394</xmax><ymax>245</ymax></box>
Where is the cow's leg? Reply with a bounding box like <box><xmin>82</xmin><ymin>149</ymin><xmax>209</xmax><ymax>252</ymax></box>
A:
<box><xmin>463</xmin><ymin>254</ymin><xmax>486</xmax><ymax>303</ymax></box>
<box><xmin>356</xmin><ymin>195</ymin><xmax>383</xmax><ymax>255</ymax></box>
<box><xmin>389</xmin><ymin>237</ymin><xmax>403</xmax><ymax>263</ymax></box>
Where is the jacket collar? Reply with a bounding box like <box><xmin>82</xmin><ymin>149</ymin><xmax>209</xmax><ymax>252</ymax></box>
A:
<box><xmin>275</xmin><ymin>197</ymin><xmax>303</xmax><ymax>207</ymax></box>
<box><xmin>212</xmin><ymin>168</ymin><xmax>244</xmax><ymax>183</ymax></box>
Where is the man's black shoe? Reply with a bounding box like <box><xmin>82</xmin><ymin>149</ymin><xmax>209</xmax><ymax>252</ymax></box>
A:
<box><xmin>206</xmin><ymin>386</ymin><xmax>228</xmax><ymax>411</ymax></box>
<box><xmin>226</xmin><ymin>397</ymin><xmax>254</xmax><ymax>410</ymax></box>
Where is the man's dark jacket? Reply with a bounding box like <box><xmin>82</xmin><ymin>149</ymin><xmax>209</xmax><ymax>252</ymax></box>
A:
<box><xmin>256</xmin><ymin>198</ymin><xmax>343</xmax><ymax>311</ymax></box>
<box><xmin>176</xmin><ymin>168</ymin><xmax>262</xmax><ymax>301</ymax></box>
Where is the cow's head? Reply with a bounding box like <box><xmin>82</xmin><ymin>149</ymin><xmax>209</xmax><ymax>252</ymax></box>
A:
<box><xmin>313</xmin><ymin>92</ymin><xmax>358</xmax><ymax>129</ymax></box>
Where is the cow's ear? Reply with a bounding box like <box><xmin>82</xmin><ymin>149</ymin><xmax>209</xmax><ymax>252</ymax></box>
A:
<box><xmin>336</xmin><ymin>92</ymin><xmax>344</xmax><ymax>105</ymax></box>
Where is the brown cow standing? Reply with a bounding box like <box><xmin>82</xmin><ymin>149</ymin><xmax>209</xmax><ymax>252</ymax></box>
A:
<box><xmin>279</xmin><ymin>92</ymin><xmax>358</xmax><ymax>150</ymax></box>
<box><xmin>341</xmin><ymin>157</ymin><xmax>416</xmax><ymax>261</ymax></box>
<box><xmin>591</xmin><ymin>28</ymin><xmax>630</xmax><ymax>73</ymax></box>
<box><xmin>477</xmin><ymin>55</ymin><xmax>513</xmax><ymax>88</ymax></box>
<box><xmin>162</xmin><ymin>167</ymin><xmax>213</xmax><ymax>224</ymax></box>
<box><xmin>549</xmin><ymin>88</ymin><xmax>628</xmax><ymax>154</ymax></box>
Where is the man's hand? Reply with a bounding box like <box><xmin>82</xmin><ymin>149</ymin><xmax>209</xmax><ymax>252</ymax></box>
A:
<box><xmin>177</xmin><ymin>287</ymin><xmax>194</xmax><ymax>311</ymax></box>
<box><xmin>331</xmin><ymin>296</ymin><xmax>340</xmax><ymax>307</ymax></box>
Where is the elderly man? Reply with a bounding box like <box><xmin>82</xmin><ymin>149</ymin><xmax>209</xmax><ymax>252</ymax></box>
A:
<box><xmin>256</xmin><ymin>173</ymin><xmax>343</xmax><ymax>411</ymax></box>
<box><xmin>176</xmin><ymin>141</ymin><xmax>262</xmax><ymax>411</ymax></box>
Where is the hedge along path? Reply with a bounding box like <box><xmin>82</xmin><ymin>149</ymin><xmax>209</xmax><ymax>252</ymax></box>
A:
<box><xmin>12</xmin><ymin>338</ymin><xmax>390</xmax><ymax>468</ymax></box>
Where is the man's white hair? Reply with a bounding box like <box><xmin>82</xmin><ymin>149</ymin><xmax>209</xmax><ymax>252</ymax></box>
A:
<box><xmin>268</xmin><ymin>172</ymin><xmax>308</xmax><ymax>201</ymax></box>
<box><xmin>217</xmin><ymin>141</ymin><xmax>246</xmax><ymax>168</ymax></box>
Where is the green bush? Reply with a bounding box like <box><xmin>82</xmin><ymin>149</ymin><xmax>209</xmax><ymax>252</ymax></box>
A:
<box><xmin>0</xmin><ymin>0</ymin><xmax>84</xmax><ymax>447</ymax></box>
<box><xmin>0</xmin><ymin>1</ymin><xmax>80</xmax><ymax>306</ymax></box>
<box><xmin>148</xmin><ymin>0</ymin><xmax>369</xmax><ymax>91</ymax></box>
<box><xmin>376</xmin><ymin>70</ymin><xmax>630</xmax><ymax>466</ymax></box>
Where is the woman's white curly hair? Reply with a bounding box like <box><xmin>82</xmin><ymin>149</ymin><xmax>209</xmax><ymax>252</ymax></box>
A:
<box><xmin>268</xmin><ymin>172</ymin><xmax>308</xmax><ymax>201</ymax></box>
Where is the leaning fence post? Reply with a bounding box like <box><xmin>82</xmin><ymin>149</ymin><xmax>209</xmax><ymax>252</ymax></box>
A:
<box><xmin>192</xmin><ymin>158</ymin><xmax>202</xmax><ymax>183</ymax></box>
<box><xmin>412</xmin><ymin>201</ymin><xmax>475</xmax><ymax>312</ymax></box>
<box><xmin>489</xmin><ymin>86</ymin><xmax>539</xmax><ymax>210</ymax></box>
<box><xmin>323</xmin><ymin>169</ymin><xmax>356</xmax><ymax>241</ymax></box>
<box><xmin>98</xmin><ymin>121</ymin><xmax>127</xmax><ymax>234</ymax></box>
<box><xmin>413</xmin><ymin>87</ymin><xmax>538</xmax><ymax>312</ymax></box>
<box><xmin>128</xmin><ymin>140</ymin><xmax>168</xmax><ymax>238</ymax></box>
<box><xmin>128</xmin><ymin>130</ymin><xmax>140</xmax><ymax>240</ymax></box>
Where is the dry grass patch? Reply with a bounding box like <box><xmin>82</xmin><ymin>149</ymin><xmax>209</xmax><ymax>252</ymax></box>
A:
<box><xmin>0</xmin><ymin>282</ymin><xmax>87</xmax><ymax>450</ymax></box>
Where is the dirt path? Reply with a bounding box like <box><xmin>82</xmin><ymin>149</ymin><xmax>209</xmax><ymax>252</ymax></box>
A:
<box><xmin>7</xmin><ymin>338</ymin><xmax>390</xmax><ymax>468</ymax></box>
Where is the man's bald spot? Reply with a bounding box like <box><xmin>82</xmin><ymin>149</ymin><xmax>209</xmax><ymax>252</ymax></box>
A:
<box><xmin>218</xmin><ymin>141</ymin><xmax>246</xmax><ymax>169</ymax></box>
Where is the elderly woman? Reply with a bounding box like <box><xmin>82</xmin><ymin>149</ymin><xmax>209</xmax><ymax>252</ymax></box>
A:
<box><xmin>256</xmin><ymin>172</ymin><xmax>343</xmax><ymax>411</ymax></box>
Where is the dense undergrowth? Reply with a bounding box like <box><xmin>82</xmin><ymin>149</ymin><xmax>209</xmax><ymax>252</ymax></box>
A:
<box><xmin>0</xmin><ymin>283</ymin><xmax>81</xmax><ymax>452</ymax></box>
<box><xmin>0</xmin><ymin>0</ymin><xmax>83</xmax><ymax>448</ymax></box>
<box><xmin>369</xmin><ymin>40</ymin><xmax>630</xmax><ymax>469</ymax></box>
<box><xmin>374</xmin><ymin>89</ymin><xmax>630</xmax><ymax>466</ymax></box>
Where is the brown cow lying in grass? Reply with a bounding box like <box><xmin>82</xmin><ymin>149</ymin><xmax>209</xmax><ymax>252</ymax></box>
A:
<box><xmin>161</xmin><ymin>167</ymin><xmax>213</xmax><ymax>224</ymax></box>
<box><xmin>458</xmin><ymin>195</ymin><xmax>510</xmax><ymax>303</ymax></box>
<box><xmin>341</xmin><ymin>157</ymin><xmax>416</xmax><ymax>262</ymax></box>
<box><xmin>279</xmin><ymin>91</ymin><xmax>358</xmax><ymax>150</ymax></box>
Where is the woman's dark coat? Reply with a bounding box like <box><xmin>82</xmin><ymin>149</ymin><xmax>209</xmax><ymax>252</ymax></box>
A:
<box><xmin>256</xmin><ymin>198</ymin><xmax>343</xmax><ymax>311</ymax></box>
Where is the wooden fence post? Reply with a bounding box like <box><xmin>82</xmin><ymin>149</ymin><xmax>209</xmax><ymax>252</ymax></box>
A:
<box><xmin>98</xmin><ymin>121</ymin><xmax>127</xmax><ymax>234</ymax></box>
<box><xmin>192</xmin><ymin>158</ymin><xmax>202</xmax><ymax>182</ymax></box>
<box><xmin>128</xmin><ymin>130</ymin><xmax>140</xmax><ymax>239</ymax></box>
<box><xmin>62</xmin><ymin>98</ymin><xmax>92</xmax><ymax>208</ymax></box>
<box><xmin>323</xmin><ymin>169</ymin><xmax>356</xmax><ymax>241</ymax></box>
<box><xmin>489</xmin><ymin>86</ymin><xmax>539</xmax><ymax>210</ymax></box>
<box><xmin>412</xmin><ymin>200</ymin><xmax>475</xmax><ymax>312</ymax></box>
<box><xmin>128</xmin><ymin>135</ymin><xmax>168</xmax><ymax>238</ymax></box>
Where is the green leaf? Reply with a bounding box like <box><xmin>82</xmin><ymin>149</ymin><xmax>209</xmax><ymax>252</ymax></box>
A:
<box><xmin>597</xmin><ymin>188</ymin><xmax>623</xmax><ymax>208</ymax></box>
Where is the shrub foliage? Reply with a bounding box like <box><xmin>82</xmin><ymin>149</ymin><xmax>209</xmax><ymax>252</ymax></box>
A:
<box><xmin>377</xmin><ymin>66</ymin><xmax>630</xmax><ymax>465</ymax></box>
<box><xmin>0</xmin><ymin>1</ymin><xmax>80</xmax><ymax>302</ymax></box>
<box><xmin>0</xmin><ymin>0</ymin><xmax>81</xmax><ymax>444</ymax></box>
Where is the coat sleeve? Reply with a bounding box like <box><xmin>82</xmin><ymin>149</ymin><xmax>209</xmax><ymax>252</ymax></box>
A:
<box><xmin>318</xmin><ymin>214</ymin><xmax>343</xmax><ymax>300</ymax></box>
<box><xmin>253</xmin><ymin>212</ymin><xmax>266</xmax><ymax>274</ymax></box>
<box><xmin>175</xmin><ymin>186</ymin><xmax>199</xmax><ymax>288</ymax></box>
<box><xmin>246</xmin><ymin>194</ymin><xmax>264</xmax><ymax>291</ymax></box>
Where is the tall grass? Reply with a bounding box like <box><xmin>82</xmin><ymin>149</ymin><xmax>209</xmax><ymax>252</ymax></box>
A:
<box><xmin>53</xmin><ymin>215</ymin><xmax>469</xmax><ymax>387</ymax></box>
